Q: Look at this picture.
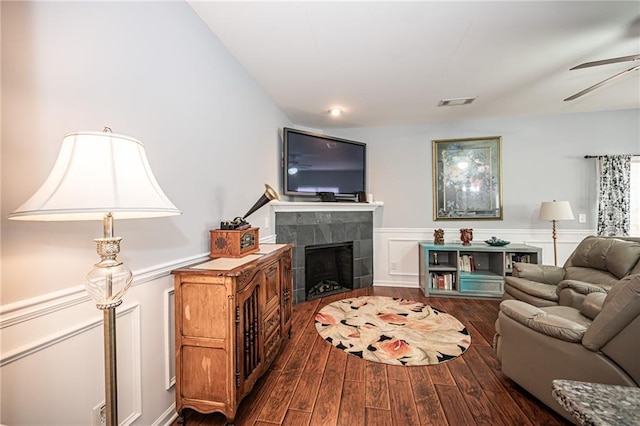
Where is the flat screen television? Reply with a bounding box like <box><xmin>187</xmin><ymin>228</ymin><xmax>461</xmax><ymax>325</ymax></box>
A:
<box><xmin>283</xmin><ymin>127</ymin><xmax>366</xmax><ymax>198</ymax></box>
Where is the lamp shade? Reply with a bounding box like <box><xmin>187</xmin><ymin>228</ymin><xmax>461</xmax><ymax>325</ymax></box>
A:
<box><xmin>539</xmin><ymin>200</ymin><xmax>574</xmax><ymax>221</ymax></box>
<box><xmin>9</xmin><ymin>131</ymin><xmax>181</xmax><ymax>221</ymax></box>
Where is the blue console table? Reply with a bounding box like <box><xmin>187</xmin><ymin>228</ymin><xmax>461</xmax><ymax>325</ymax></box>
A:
<box><xmin>418</xmin><ymin>241</ymin><xmax>542</xmax><ymax>298</ymax></box>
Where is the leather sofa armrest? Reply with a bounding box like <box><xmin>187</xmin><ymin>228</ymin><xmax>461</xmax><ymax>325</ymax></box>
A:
<box><xmin>579</xmin><ymin>292</ymin><xmax>607</xmax><ymax>320</ymax></box>
<box><xmin>557</xmin><ymin>280</ymin><xmax>608</xmax><ymax>309</ymax></box>
<box><xmin>556</xmin><ymin>280</ymin><xmax>608</xmax><ymax>296</ymax></box>
<box><xmin>512</xmin><ymin>263</ymin><xmax>565</xmax><ymax>285</ymax></box>
<box><xmin>499</xmin><ymin>300</ymin><xmax>588</xmax><ymax>343</ymax></box>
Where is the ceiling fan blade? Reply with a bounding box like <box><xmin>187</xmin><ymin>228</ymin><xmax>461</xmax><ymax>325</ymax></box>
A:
<box><xmin>564</xmin><ymin>64</ymin><xmax>640</xmax><ymax>101</ymax></box>
<box><xmin>570</xmin><ymin>54</ymin><xmax>640</xmax><ymax>70</ymax></box>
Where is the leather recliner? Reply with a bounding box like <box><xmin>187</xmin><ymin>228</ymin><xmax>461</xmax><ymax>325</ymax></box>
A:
<box><xmin>503</xmin><ymin>236</ymin><xmax>640</xmax><ymax>307</ymax></box>
<box><xmin>494</xmin><ymin>273</ymin><xmax>640</xmax><ymax>422</ymax></box>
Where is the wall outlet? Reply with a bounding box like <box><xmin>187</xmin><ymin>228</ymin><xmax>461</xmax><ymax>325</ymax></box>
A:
<box><xmin>92</xmin><ymin>402</ymin><xmax>106</xmax><ymax>426</ymax></box>
<box><xmin>579</xmin><ymin>213</ymin><xmax>586</xmax><ymax>223</ymax></box>
<box><xmin>264</xmin><ymin>216</ymin><xmax>270</xmax><ymax>230</ymax></box>
<box><xmin>390</xmin><ymin>261</ymin><xmax>398</xmax><ymax>271</ymax></box>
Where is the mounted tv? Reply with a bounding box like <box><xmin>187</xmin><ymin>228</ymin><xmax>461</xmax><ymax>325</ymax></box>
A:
<box><xmin>283</xmin><ymin>127</ymin><xmax>366</xmax><ymax>199</ymax></box>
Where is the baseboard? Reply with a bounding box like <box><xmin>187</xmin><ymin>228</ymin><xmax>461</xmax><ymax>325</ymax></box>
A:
<box><xmin>153</xmin><ymin>404</ymin><xmax>179</xmax><ymax>426</ymax></box>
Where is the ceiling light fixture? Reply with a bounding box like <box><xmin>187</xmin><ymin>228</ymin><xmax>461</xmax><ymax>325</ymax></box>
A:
<box><xmin>438</xmin><ymin>97</ymin><xmax>477</xmax><ymax>107</ymax></box>
<box><xmin>328</xmin><ymin>107</ymin><xmax>344</xmax><ymax>117</ymax></box>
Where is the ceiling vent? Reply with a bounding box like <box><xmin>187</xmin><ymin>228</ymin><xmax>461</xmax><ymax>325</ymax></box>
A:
<box><xmin>438</xmin><ymin>97</ymin><xmax>477</xmax><ymax>107</ymax></box>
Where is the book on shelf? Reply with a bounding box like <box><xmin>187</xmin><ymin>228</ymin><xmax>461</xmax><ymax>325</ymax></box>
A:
<box><xmin>459</xmin><ymin>254</ymin><xmax>476</xmax><ymax>272</ymax></box>
<box><xmin>505</xmin><ymin>253</ymin><xmax>532</xmax><ymax>269</ymax></box>
<box><xmin>429</xmin><ymin>272</ymin><xmax>455</xmax><ymax>290</ymax></box>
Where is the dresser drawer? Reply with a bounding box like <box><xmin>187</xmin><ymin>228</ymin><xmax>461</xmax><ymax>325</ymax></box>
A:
<box><xmin>263</xmin><ymin>306</ymin><xmax>281</xmax><ymax>339</ymax></box>
<box><xmin>459</xmin><ymin>279</ymin><xmax>503</xmax><ymax>294</ymax></box>
<box><xmin>264</xmin><ymin>327</ymin><xmax>281</xmax><ymax>364</ymax></box>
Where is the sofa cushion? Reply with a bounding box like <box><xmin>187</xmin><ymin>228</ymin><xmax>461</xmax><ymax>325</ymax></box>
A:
<box><xmin>512</xmin><ymin>263</ymin><xmax>565</xmax><ymax>285</ymax></box>
<box><xmin>503</xmin><ymin>286</ymin><xmax>558</xmax><ymax>307</ymax></box>
<box><xmin>542</xmin><ymin>306</ymin><xmax>593</xmax><ymax>328</ymax></box>
<box><xmin>500</xmin><ymin>300</ymin><xmax>589</xmax><ymax>343</ymax></box>
<box><xmin>569</xmin><ymin>237</ymin><xmax>640</xmax><ymax>279</ymax></box>
<box><xmin>564</xmin><ymin>267</ymin><xmax>619</xmax><ymax>288</ymax></box>
<box><xmin>504</xmin><ymin>277</ymin><xmax>559</xmax><ymax>302</ymax></box>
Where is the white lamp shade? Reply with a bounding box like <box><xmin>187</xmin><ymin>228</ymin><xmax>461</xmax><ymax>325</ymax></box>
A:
<box><xmin>539</xmin><ymin>200</ymin><xmax>574</xmax><ymax>221</ymax></box>
<box><xmin>9</xmin><ymin>131</ymin><xmax>181</xmax><ymax>221</ymax></box>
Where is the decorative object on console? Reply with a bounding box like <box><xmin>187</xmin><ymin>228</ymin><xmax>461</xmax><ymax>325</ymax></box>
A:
<box><xmin>220</xmin><ymin>183</ymin><xmax>279</xmax><ymax>230</ymax></box>
<box><xmin>210</xmin><ymin>227</ymin><xmax>260</xmax><ymax>258</ymax></box>
<box><xmin>315</xmin><ymin>295</ymin><xmax>470</xmax><ymax>366</ymax></box>
<box><xmin>318</xmin><ymin>191</ymin><xmax>337</xmax><ymax>202</ymax></box>
<box><xmin>8</xmin><ymin>128</ymin><xmax>181</xmax><ymax>426</ymax></box>
<box><xmin>433</xmin><ymin>136</ymin><xmax>503</xmax><ymax>220</ymax></box>
<box><xmin>213</xmin><ymin>184</ymin><xmax>279</xmax><ymax>258</ymax></box>
<box><xmin>460</xmin><ymin>228</ymin><xmax>473</xmax><ymax>245</ymax></box>
<box><xmin>434</xmin><ymin>228</ymin><xmax>445</xmax><ymax>245</ymax></box>
<box><xmin>539</xmin><ymin>200</ymin><xmax>574</xmax><ymax>266</ymax></box>
<box><xmin>485</xmin><ymin>236</ymin><xmax>510</xmax><ymax>246</ymax></box>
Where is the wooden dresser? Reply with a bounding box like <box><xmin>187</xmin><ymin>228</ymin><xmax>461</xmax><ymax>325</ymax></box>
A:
<box><xmin>172</xmin><ymin>243</ymin><xmax>293</xmax><ymax>424</ymax></box>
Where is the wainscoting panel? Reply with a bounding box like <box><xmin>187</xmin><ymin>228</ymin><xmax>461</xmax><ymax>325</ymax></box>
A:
<box><xmin>387</xmin><ymin>238</ymin><xmax>425</xmax><ymax>277</ymax></box>
<box><xmin>0</xmin><ymin>303</ymin><xmax>142</xmax><ymax>425</ymax></box>
<box><xmin>164</xmin><ymin>288</ymin><xmax>176</xmax><ymax>390</ymax></box>
<box><xmin>374</xmin><ymin>228</ymin><xmax>594</xmax><ymax>288</ymax></box>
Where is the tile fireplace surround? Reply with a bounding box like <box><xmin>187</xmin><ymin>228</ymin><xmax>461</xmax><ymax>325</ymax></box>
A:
<box><xmin>272</xmin><ymin>201</ymin><xmax>383</xmax><ymax>304</ymax></box>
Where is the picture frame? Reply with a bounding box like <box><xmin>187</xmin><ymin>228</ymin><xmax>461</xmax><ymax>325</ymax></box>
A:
<box><xmin>433</xmin><ymin>136</ymin><xmax>503</xmax><ymax>220</ymax></box>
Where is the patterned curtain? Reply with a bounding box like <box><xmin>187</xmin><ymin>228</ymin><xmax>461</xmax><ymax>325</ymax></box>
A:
<box><xmin>597</xmin><ymin>155</ymin><xmax>631</xmax><ymax>236</ymax></box>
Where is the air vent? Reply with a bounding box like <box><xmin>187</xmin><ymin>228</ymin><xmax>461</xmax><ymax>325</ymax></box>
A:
<box><xmin>438</xmin><ymin>97</ymin><xmax>477</xmax><ymax>107</ymax></box>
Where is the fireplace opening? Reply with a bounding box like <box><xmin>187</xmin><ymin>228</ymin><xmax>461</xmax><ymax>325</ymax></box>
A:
<box><xmin>305</xmin><ymin>242</ymin><xmax>354</xmax><ymax>301</ymax></box>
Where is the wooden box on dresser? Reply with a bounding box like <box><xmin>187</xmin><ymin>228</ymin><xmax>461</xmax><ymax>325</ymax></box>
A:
<box><xmin>172</xmin><ymin>243</ymin><xmax>294</xmax><ymax>424</ymax></box>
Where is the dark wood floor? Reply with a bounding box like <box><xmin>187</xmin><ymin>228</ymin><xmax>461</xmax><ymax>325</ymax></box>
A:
<box><xmin>174</xmin><ymin>286</ymin><xmax>570</xmax><ymax>426</ymax></box>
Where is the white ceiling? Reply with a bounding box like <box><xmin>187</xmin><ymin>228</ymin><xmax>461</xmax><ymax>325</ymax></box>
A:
<box><xmin>189</xmin><ymin>1</ymin><xmax>640</xmax><ymax>129</ymax></box>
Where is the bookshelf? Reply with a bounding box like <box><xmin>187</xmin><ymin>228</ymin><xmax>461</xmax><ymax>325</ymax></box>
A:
<box><xmin>418</xmin><ymin>242</ymin><xmax>542</xmax><ymax>298</ymax></box>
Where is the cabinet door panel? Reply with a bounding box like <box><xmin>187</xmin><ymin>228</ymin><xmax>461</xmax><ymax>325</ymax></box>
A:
<box><xmin>264</xmin><ymin>261</ymin><xmax>280</xmax><ymax>313</ymax></box>
<box><xmin>280</xmin><ymin>254</ymin><xmax>293</xmax><ymax>332</ymax></box>
<box><xmin>181</xmin><ymin>345</ymin><xmax>229</xmax><ymax>402</ymax></box>
<box><xmin>181</xmin><ymin>282</ymin><xmax>229</xmax><ymax>339</ymax></box>
<box><xmin>236</xmin><ymin>274</ymin><xmax>263</xmax><ymax>397</ymax></box>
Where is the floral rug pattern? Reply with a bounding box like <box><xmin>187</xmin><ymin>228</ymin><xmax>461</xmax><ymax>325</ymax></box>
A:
<box><xmin>314</xmin><ymin>295</ymin><xmax>470</xmax><ymax>366</ymax></box>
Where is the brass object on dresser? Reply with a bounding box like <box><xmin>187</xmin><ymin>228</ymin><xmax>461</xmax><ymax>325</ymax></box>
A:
<box><xmin>172</xmin><ymin>243</ymin><xmax>294</xmax><ymax>424</ymax></box>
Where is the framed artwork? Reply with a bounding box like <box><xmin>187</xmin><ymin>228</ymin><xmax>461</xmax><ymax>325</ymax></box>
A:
<box><xmin>433</xmin><ymin>136</ymin><xmax>503</xmax><ymax>220</ymax></box>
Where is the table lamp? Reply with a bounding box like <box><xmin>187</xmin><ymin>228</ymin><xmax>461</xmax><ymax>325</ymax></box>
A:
<box><xmin>9</xmin><ymin>128</ymin><xmax>181</xmax><ymax>426</ymax></box>
<box><xmin>539</xmin><ymin>200</ymin><xmax>574</xmax><ymax>266</ymax></box>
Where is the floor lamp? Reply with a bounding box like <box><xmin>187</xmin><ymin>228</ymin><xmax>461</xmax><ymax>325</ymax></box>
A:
<box><xmin>9</xmin><ymin>129</ymin><xmax>181</xmax><ymax>426</ymax></box>
<box><xmin>539</xmin><ymin>200</ymin><xmax>574</xmax><ymax>266</ymax></box>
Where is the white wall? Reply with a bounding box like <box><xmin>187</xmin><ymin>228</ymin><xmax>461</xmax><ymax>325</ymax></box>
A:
<box><xmin>333</xmin><ymin>109</ymin><xmax>640</xmax><ymax>229</ymax></box>
<box><xmin>331</xmin><ymin>109</ymin><xmax>640</xmax><ymax>287</ymax></box>
<box><xmin>1</xmin><ymin>2</ymin><xmax>289</xmax><ymax>425</ymax></box>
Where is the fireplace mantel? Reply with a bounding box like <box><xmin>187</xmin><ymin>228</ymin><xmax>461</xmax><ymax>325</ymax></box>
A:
<box><xmin>270</xmin><ymin>200</ymin><xmax>383</xmax><ymax>213</ymax></box>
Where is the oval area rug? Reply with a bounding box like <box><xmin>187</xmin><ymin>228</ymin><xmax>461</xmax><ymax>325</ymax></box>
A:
<box><xmin>314</xmin><ymin>295</ymin><xmax>470</xmax><ymax>366</ymax></box>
